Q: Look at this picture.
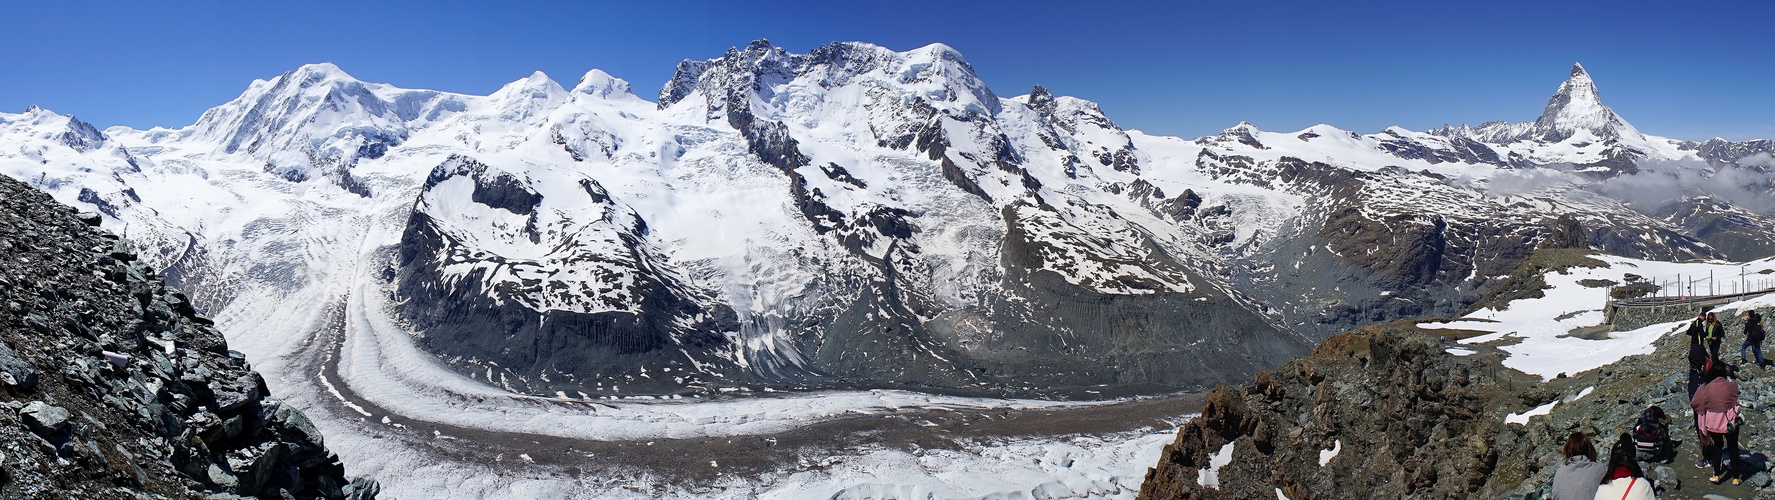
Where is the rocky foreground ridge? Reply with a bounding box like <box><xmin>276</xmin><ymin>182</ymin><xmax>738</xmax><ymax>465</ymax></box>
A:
<box><xmin>0</xmin><ymin>175</ymin><xmax>376</xmax><ymax>499</ymax></box>
<box><xmin>1139</xmin><ymin>250</ymin><xmax>1775</xmax><ymax>499</ymax></box>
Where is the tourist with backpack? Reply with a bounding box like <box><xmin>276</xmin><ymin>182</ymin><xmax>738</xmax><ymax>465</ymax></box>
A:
<box><xmin>1552</xmin><ymin>432</ymin><xmax>1607</xmax><ymax>500</ymax></box>
<box><xmin>1630</xmin><ymin>406</ymin><xmax>1671</xmax><ymax>461</ymax></box>
<box><xmin>1691</xmin><ymin>361</ymin><xmax>1743</xmax><ymax>485</ymax></box>
<box><xmin>1742</xmin><ymin>309</ymin><xmax>1766</xmax><ymax>367</ymax></box>
<box><xmin>1593</xmin><ymin>434</ymin><xmax>1656</xmax><ymax>499</ymax></box>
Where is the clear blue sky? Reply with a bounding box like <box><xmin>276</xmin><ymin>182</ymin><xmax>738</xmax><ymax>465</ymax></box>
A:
<box><xmin>5</xmin><ymin>0</ymin><xmax>1772</xmax><ymax>140</ymax></box>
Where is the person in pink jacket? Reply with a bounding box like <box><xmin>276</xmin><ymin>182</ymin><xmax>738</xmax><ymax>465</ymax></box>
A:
<box><xmin>1594</xmin><ymin>434</ymin><xmax>1656</xmax><ymax>499</ymax></box>
<box><xmin>1690</xmin><ymin>360</ymin><xmax>1743</xmax><ymax>484</ymax></box>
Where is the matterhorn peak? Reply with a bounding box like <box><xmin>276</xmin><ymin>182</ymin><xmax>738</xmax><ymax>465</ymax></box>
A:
<box><xmin>1531</xmin><ymin>62</ymin><xmax>1639</xmax><ymax>142</ymax></box>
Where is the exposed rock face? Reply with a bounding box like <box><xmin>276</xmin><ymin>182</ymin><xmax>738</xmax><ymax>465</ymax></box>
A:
<box><xmin>391</xmin><ymin>154</ymin><xmax>747</xmax><ymax>395</ymax></box>
<box><xmin>1680</xmin><ymin>138</ymin><xmax>1775</xmax><ymax>170</ymax></box>
<box><xmin>1543</xmin><ymin>214</ymin><xmax>1588</xmax><ymax>250</ymax></box>
<box><xmin>0</xmin><ymin>175</ymin><xmax>376</xmax><ymax>499</ymax></box>
<box><xmin>1137</xmin><ymin>324</ymin><xmax>1534</xmax><ymax>499</ymax></box>
<box><xmin>1193</xmin><ymin>152</ymin><xmax>1718</xmax><ymax>339</ymax></box>
<box><xmin>1652</xmin><ymin>196</ymin><xmax>1775</xmax><ymax>262</ymax></box>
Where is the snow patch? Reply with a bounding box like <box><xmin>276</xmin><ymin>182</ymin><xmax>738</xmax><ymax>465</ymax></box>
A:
<box><xmin>1506</xmin><ymin>401</ymin><xmax>1558</xmax><ymax>425</ymax></box>
<box><xmin>1318</xmin><ymin>439</ymin><xmax>1341</xmax><ymax>467</ymax></box>
<box><xmin>1197</xmin><ymin>441</ymin><xmax>1237</xmax><ymax>489</ymax></box>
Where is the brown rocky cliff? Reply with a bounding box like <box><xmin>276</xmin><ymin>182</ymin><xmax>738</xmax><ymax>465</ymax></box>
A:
<box><xmin>1137</xmin><ymin>324</ymin><xmax>1547</xmax><ymax>499</ymax></box>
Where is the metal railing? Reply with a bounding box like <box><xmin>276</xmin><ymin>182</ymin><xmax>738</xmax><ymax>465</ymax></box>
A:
<box><xmin>1608</xmin><ymin>268</ymin><xmax>1775</xmax><ymax>305</ymax></box>
<box><xmin>1603</xmin><ymin>268</ymin><xmax>1775</xmax><ymax>324</ymax></box>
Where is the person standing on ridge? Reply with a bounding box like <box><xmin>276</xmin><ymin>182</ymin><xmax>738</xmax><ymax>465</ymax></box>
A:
<box><xmin>1742</xmin><ymin>309</ymin><xmax>1765</xmax><ymax>367</ymax></box>
<box><xmin>1691</xmin><ymin>361</ymin><xmax>1743</xmax><ymax>485</ymax></box>
<box><xmin>1703</xmin><ymin>312</ymin><xmax>1726</xmax><ymax>361</ymax></box>
<box><xmin>1688</xmin><ymin>313</ymin><xmax>1712</xmax><ymax>398</ymax></box>
<box><xmin>1688</xmin><ymin>310</ymin><xmax>1708</xmax><ymax>347</ymax></box>
<box><xmin>1551</xmin><ymin>432</ymin><xmax>1607</xmax><ymax>500</ymax></box>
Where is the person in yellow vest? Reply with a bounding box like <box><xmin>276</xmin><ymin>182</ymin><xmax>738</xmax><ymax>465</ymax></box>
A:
<box><xmin>1702</xmin><ymin>312</ymin><xmax>1725</xmax><ymax>361</ymax></box>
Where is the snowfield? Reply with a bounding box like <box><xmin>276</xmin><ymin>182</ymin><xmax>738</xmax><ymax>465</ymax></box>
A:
<box><xmin>1421</xmin><ymin>255</ymin><xmax>1775</xmax><ymax>381</ymax></box>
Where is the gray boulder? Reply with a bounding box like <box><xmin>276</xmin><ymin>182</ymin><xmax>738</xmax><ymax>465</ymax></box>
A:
<box><xmin>19</xmin><ymin>401</ymin><xmax>71</xmax><ymax>438</ymax></box>
<box><xmin>226</xmin><ymin>441</ymin><xmax>285</xmax><ymax>493</ymax></box>
<box><xmin>344</xmin><ymin>477</ymin><xmax>381</xmax><ymax>500</ymax></box>
<box><xmin>1652</xmin><ymin>465</ymin><xmax>1679</xmax><ymax>491</ymax></box>
<box><xmin>0</xmin><ymin>342</ymin><xmax>38</xmax><ymax>389</ymax></box>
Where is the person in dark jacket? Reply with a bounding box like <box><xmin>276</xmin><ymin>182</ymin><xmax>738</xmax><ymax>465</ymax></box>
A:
<box><xmin>1703</xmin><ymin>312</ymin><xmax>1726</xmax><ymax>360</ymax></box>
<box><xmin>1742</xmin><ymin>309</ymin><xmax>1766</xmax><ymax>367</ymax></box>
<box><xmin>1552</xmin><ymin>432</ymin><xmax>1607</xmax><ymax>500</ymax></box>
<box><xmin>1687</xmin><ymin>310</ymin><xmax>1708</xmax><ymax>346</ymax></box>
<box><xmin>1687</xmin><ymin>339</ymin><xmax>1710</xmax><ymax>398</ymax></box>
<box><xmin>1691</xmin><ymin>361</ymin><xmax>1743</xmax><ymax>484</ymax></box>
<box><xmin>1687</xmin><ymin>310</ymin><xmax>1713</xmax><ymax>398</ymax></box>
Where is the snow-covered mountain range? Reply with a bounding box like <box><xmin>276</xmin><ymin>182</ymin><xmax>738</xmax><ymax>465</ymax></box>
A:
<box><xmin>3</xmin><ymin>40</ymin><xmax>1772</xmax><ymax>398</ymax></box>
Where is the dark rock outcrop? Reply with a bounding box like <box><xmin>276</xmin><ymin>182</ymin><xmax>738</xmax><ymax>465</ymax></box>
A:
<box><xmin>393</xmin><ymin>155</ymin><xmax>747</xmax><ymax>397</ymax></box>
<box><xmin>1138</xmin><ymin>323</ymin><xmax>1534</xmax><ymax>499</ymax></box>
<box><xmin>0</xmin><ymin>174</ymin><xmax>377</xmax><ymax>499</ymax></box>
<box><xmin>1543</xmin><ymin>214</ymin><xmax>1588</xmax><ymax>250</ymax></box>
<box><xmin>1680</xmin><ymin>137</ymin><xmax>1775</xmax><ymax>170</ymax></box>
<box><xmin>1651</xmin><ymin>196</ymin><xmax>1775</xmax><ymax>262</ymax></box>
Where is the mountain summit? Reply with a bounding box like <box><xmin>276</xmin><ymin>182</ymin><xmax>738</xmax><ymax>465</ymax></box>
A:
<box><xmin>1531</xmin><ymin>62</ymin><xmax>1641</xmax><ymax>142</ymax></box>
